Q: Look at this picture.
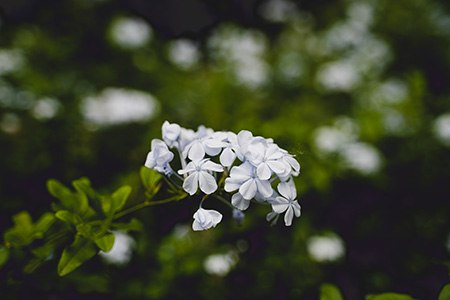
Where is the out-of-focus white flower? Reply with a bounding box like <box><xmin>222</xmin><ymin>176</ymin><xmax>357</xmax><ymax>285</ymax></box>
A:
<box><xmin>259</xmin><ymin>0</ymin><xmax>298</xmax><ymax>23</ymax></box>
<box><xmin>432</xmin><ymin>113</ymin><xmax>450</xmax><ymax>146</ymax></box>
<box><xmin>192</xmin><ymin>207</ymin><xmax>223</xmax><ymax>231</ymax></box>
<box><xmin>208</xmin><ymin>26</ymin><xmax>268</xmax><ymax>89</ymax></box>
<box><xmin>203</xmin><ymin>251</ymin><xmax>238</xmax><ymax>276</ymax></box>
<box><xmin>31</xmin><ymin>98</ymin><xmax>60</xmax><ymax>120</ymax></box>
<box><xmin>81</xmin><ymin>88</ymin><xmax>158</xmax><ymax>127</ymax></box>
<box><xmin>168</xmin><ymin>39</ymin><xmax>200</xmax><ymax>70</ymax></box>
<box><xmin>178</xmin><ymin>159</ymin><xmax>223</xmax><ymax>195</ymax></box>
<box><xmin>99</xmin><ymin>231</ymin><xmax>135</xmax><ymax>265</ymax></box>
<box><xmin>271</xmin><ymin>180</ymin><xmax>301</xmax><ymax>226</ymax></box>
<box><xmin>341</xmin><ymin>142</ymin><xmax>382</xmax><ymax>175</ymax></box>
<box><xmin>0</xmin><ymin>49</ymin><xmax>24</xmax><ymax>75</ymax></box>
<box><xmin>109</xmin><ymin>17</ymin><xmax>152</xmax><ymax>49</ymax></box>
<box><xmin>314</xmin><ymin>127</ymin><xmax>353</xmax><ymax>154</ymax></box>
<box><xmin>225</xmin><ymin>162</ymin><xmax>272</xmax><ymax>200</ymax></box>
<box><xmin>145</xmin><ymin>139</ymin><xmax>174</xmax><ymax>175</ymax></box>
<box><xmin>307</xmin><ymin>234</ymin><xmax>345</xmax><ymax>262</ymax></box>
<box><xmin>317</xmin><ymin>60</ymin><xmax>360</xmax><ymax>92</ymax></box>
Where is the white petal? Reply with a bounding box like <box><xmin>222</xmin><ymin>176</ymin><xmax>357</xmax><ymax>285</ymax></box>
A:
<box><xmin>183</xmin><ymin>173</ymin><xmax>199</xmax><ymax>195</ymax></box>
<box><xmin>256</xmin><ymin>163</ymin><xmax>272</xmax><ymax>180</ymax></box>
<box><xmin>266</xmin><ymin>211</ymin><xmax>278</xmax><ymax>222</ymax></box>
<box><xmin>239</xmin><ymin>179</ymin><xmax>257</xmax><ymax>200</ymax></box>
<box><xmin>188</xmin><ymin>141</ymin><xmax>205</xmax><ymax>161</ymax></box>
<box><xmin>266</xmin><ymin>144</ymin><xmax>283</xmax><ymax>160</ymax></box>
<box><xmin>267</xmin><ymin>160</ymin><xmax>286</xmax><ymax>174</ymax></box>
<box><xmin>198</xmin><ymin>172</ymin><xmax>218</xmax><ymax>194</ymax></box>
<box><xmin>204</xmin><ymin>145</ymin><xmax>222</xmax><ymax>156</ymax></box>
<box><xmin>144</xmin><ymin>152</ymin><xmax>156</xmax><ymax>168</ymax></box>
<box><xmin>231</xmin><ymin>193</ymin><xmax>250</xmax><ymax>210</ymax></box>
<box><xmin>229</xmin><ymin>163</ymin><xmax>253</xmax><ymax>180</ymax></box>
<box><xmin>292</xmin><ymin>201</ymin><xmax>301</xmax><ymax>217</ymax></box>
<box><xmin>220</xmin><ymin>148</ymin><xmax>236</xmax><ymax>167</ymax></box>
<box><xmin>256</xmin><ymin>179</ymin><xmax>273</xmax><ymax>198</ymax></box>
<box><xmin>207</xmin><ymin>209</ymin><xmax>223</xmax><ymax>226</ymax></box>
<box><xmin>284</xmin><ymin>206</ymin><xmax>294</xmax><ymax>226</ymax></box>
<box><xmin>224</xmin><ymin>178</ymin><xmax>241</xmax><ymax>192</ymax></box>
<box><xmin>277</xmin><ymin>181</ymin><xmax>296</xmax><ymax>200</ymax></box>
<box><xmin>204</xmin><ymin>138</ymin><xmax>227</xmax><ymax>148</ymax></box>
<box><xmin>192</xmin><ymin>219</ymin><xmax>206</xmax><ymax>231</ymax></box>
<box><xmin>178</xmin><ymin>161</ymin><xmax>196</xmax><ymax>175</ymax></box>
<box><xmin>202</xmin><ymin>160</ymin><xmax>224</xmax><ymax>173</ymax></box>
<box><xmin>272</xmin><ymin>197</ymin><xmax>289</xmax><ymax>213</ymax></box>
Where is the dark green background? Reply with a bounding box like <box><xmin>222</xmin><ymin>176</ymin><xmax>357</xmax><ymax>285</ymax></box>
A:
<box><xmin>0</xmin><ymin>0</ymin><xmax>449</xmax><ymax>299</ymax></box>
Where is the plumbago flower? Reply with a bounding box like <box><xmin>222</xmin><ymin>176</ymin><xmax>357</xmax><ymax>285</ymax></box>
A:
<box><xmin>145</xmin><ymin>121</ymin><xmax>302</xmax><ymax>230</ymax></box>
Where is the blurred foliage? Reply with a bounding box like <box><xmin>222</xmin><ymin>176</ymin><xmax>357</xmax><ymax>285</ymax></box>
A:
<box><xmin>1</xmin><ymin>0</ymin><xmax>450</xmax><ymax>299</ymax></box>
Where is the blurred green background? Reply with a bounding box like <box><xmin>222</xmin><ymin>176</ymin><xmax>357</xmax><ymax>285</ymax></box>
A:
<box><xmin>1</xmin><ymin>0</ymin><xmax>450</xmax><ymax>299</ymax></box>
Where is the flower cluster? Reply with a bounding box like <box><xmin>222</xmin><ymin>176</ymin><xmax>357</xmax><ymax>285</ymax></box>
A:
<box><xmin>145</xmin><ymin>121</ymin><xmax>301</xmax><ymax>230</ymax></box>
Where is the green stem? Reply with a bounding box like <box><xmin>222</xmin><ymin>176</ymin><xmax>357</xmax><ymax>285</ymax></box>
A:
<box><xmin>213</xmin><ymin>194</ymin><xmax>235</xmax><ymax>209</ymax></box>
<box><xmin>113</xmin><ymin>195</ymin><xmax>184</xmax><ymax>220</ymax></box>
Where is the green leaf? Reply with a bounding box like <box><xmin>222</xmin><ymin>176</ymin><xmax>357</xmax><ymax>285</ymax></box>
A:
<box><xmin>57</xmin><ymin>236</ymin><xmax>97</xmax><ymax>276</ymax></box>
<box><xmin>55</xmin><ymin>210</ymin><xmax>82</xmax><ymax>225</ymax></box>
<box><xmin>72</xmin><ymin>177</ymin><xmax>96</xmax><ymax>199</ymax></box>
<box><xmin>34</xmin><ymin>213</ymin><xmax>56</xmax><ymax>235</ymax></box>
<box><xmin>95</xmin><ymin>233</ymin><xmax>115</xmax><ymax>252</ymax></box>
<box><xmin>72</xmin><ymin>178</ymin><xmax>97</xmax><ymax>217</ymax></box>
<box><xmin>439</xmin><ymin>284</ymin><xmax>450</xmax><ymax>300</ymax></box>
<box><xmin>112</xmin><ymin>218</ymin><xmax>143</xmax><ymax>232</ymax></box>
<box><xmin>111</xmin><ymin>186</ymin><xmax>132</xmax><ymax>213</ymax></box>
<box><xmin>365</xmin><ymin>293</ymin><xmax>415</xmax><ymax>300</ymax></box>
<box><xmin>0</xmin><ymin>246</ymin><xmax>9</xmax><ymax>268</ymax></box>
<box><xmin>76</xmin><ymin>223</ymin><xmax>96</xmax><ymax>240</ymax></box>
<box><xmin>100</xmin><ymin>195</ymin><xmax>112</xmax><ymax>216</ymax></box>
<box><xmin>48</xmin><ymin>179</ymin><xmax>94</xmax><ymax>217</ymax></box>
<box><xmin>4</xmin><ymin>211</ymin><xmax>35</xmax><ymax>247</ymax></box>
<box><xmin>320</xmin><ymin>283</ymin><xmax>344</xmax><ymax>300</ymax></box>
<box><xmin>140</xmin><ymin>166</ymin><xmax>161</xmax><ymax>195</ymax></box>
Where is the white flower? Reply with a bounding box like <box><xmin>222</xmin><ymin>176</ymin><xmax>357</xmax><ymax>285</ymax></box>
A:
<box><xmin>219</xmin><ymin>132</ymin><xmax>238</xmax><ymax>167</ymax></box>
<box><xmin>307</xmin><ymin>235</ymin><xmax>345</xmax><ymax>262</ymax></box>
<box><xmin>99</xmin><ymin>231</ymin><xmax>135</xmax><ymax>265</ymax></box>
<box><xmin>192</xmin><ymin>207</ymin><xmax>223</xmax><ymax>231</ymax></box>
<box><xmin>271</xmin><ymin>180</ymin><xmax>301</xmax><ymax>226</ymax></box>
<box><xmin>178</xmin><ymin>159</ymin><xmax>223</xmax><ymax>195</ymax></box>
<box><xmin>145</xmin><ymin>139</ymin><xmax>174</xmax><ymax>175</ymax></box>
<box><xmin>181</xmin><ymin>125</ymin><xmax>216</xmax><ymax>161</ymax></box>
<box><xmin>224</xmin><ymin>162</ymin><xmax>273</xmax><ymax>200</ymax></box>
<box><xmin>247</xmin><ymin>141</ymin><xmax>286</xmax><ymax>180</ymax></box>
<box><xmin>162</xmin><ymin>121</ymin><xmax>181</xmax><ymax>148</ymax></box>
<box><xmin>278</xmin><ymin>151</ymin><xmax>301</xmax><ymax>179</ymax></box>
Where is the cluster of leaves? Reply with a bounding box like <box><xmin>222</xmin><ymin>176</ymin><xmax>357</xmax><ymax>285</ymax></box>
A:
<box><xmin>0</xmin><ymin>168</ymin><xmax>167</xmax><ymax>277</ymax></box>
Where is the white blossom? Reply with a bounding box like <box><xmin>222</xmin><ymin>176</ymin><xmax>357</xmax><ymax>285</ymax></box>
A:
<box><xmin>178</xmin><ymin>159</ymin><xmax>223</xmax><ymax>195</ymax></box>
<box><xmin>224</xmin><ymin>162</ymin><xmax>272</xmax><ymax>200</ymax></box>
<box><xmin>246</xmin><ymin>141</ymin><xmax>286</xmax><ymax>179</ymax></box>
<box><xmin>271</xmin><ymin>180</ymin><xmax>301</xmax><ymax>226</ymax></box>
<box><xmin>181</xmin><ymin>125</ymin><xmax>216</xmax><ymax>161</ymax></box>
<box><xmin>144</xmin><ymin>121</ymin><xmax>301</xmax><ymax>229</ymax></box>
<box><xmin>192</xmin><ymin>207</ymin><xmax>223</xmax><ymax>231</ymax></box>
<box><xmin>162</xmin><ymin>120</ymin><xmax>181</xmax><ymax>148</ymax></box>
<box><xmin>144</xmin><ymin>139</ymin><xmax>174</xmax><ymax>175</ymax></box>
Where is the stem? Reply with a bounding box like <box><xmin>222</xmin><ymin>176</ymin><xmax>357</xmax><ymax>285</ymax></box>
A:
<box><xmin>113</xmin><ymin>195</ymin><xmax>184</xmax><ymax>220</ymax></box>
<box><xmin>213</xmin><ymin>194</ymin><xmax>235</xmax><ymax>209</ymax></box>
